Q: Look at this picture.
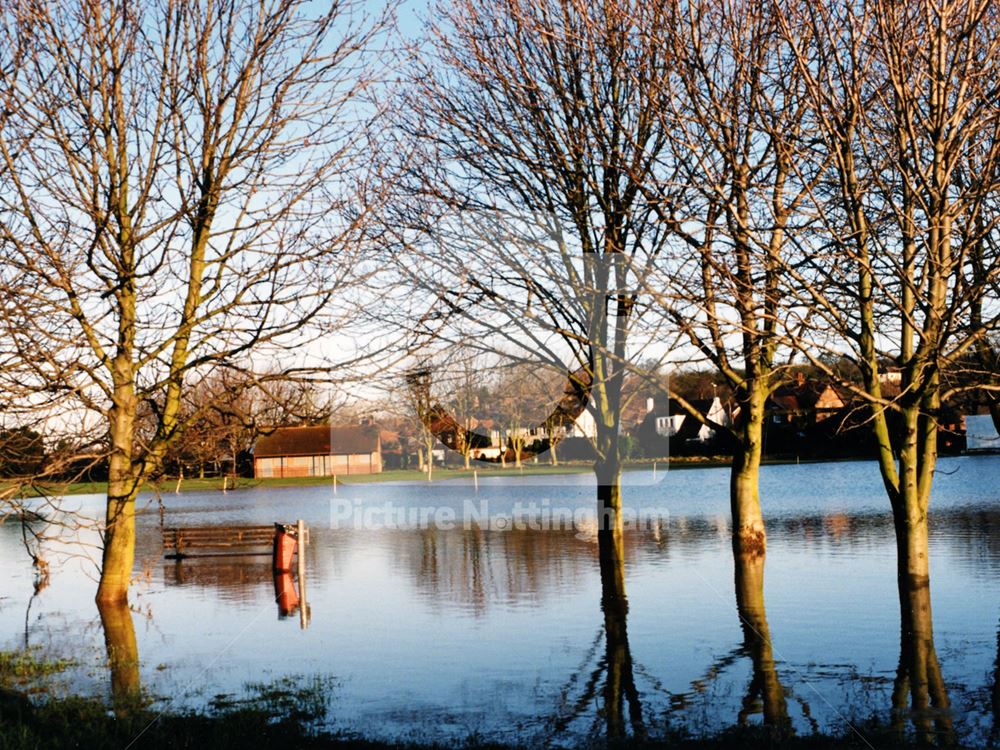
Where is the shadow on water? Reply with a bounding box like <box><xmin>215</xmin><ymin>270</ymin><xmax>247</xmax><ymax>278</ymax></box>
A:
<box><xmin>547</xmin><ymin>530</ymin><xmax>644</xmax><ymax>744</ymax></box>
<box><xmin>891</xmin><ymin>577</ymin><xmax>954</xmax><ymax>745</ymax></box>
<box><xmin>993</xmin><ymin>618</ymin><xmax>999</xmax><ymax>745</ymax></box>
<box><xmin>95</xmin><ymin>597</ymin><xmax>140</xmax><ymax>714</ymax></box>
<box><xmin>597</xmin><ymin>530</ymin><xmax>644</xmax><ymax>742</ymax></box>
<box><xmin>733</xmin><ymin>551</ymin><xmax>790</xmax><ymax>734</ymax></box>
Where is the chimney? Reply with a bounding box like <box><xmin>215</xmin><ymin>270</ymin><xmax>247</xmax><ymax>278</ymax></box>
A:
<box><xmin>795</xmin><ymin>372</ymin><xmax>805</xmax><ymax>388</ymax></box>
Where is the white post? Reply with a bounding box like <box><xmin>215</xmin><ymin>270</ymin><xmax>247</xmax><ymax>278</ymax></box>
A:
<box><xmin>474</xmin><ymin>470</ymin><xmax>478</xmax><ymax>491</ymax></box>
<box><xmin>333</xmin><ymin>474</ymin><xmax>337</xmax><ymax>494</ymax></box>
<box><xmin>653</xmin><ymin>461</ymin><xmax>657</xmax><ymax>480</ymax></box>
<box><xmin>297</xmin><ymin>519</ymin><xmax>309</xmax><ymax>630</ymax></box>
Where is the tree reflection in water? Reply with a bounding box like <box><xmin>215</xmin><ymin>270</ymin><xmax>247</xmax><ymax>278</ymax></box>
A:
<box><xmin>549</xmin><ymin>529</ymin><xmax>645</xmax><ymax>742</ymax></box>
<box><xmin>733</xmin><ymin>551</ymin><xmax>790</xmax><ymax>734</ymax></box>
<box><xmin>96</xmin><ymin>597</ymin><xmax>140</xmax><ymax>714</ymax></box>
<box><xmin>597</xmin><ymin>529</ymin><xmax>644</xmax><ymax>742</ymax></box>
<box><xmin>993</xmin><ymin>620</ymin><xmax>999</xmax><ymax>744</ymax></box>
<box><xmin>891</xmin><ymin>574</ymin><xmax>954</xmax><ymax>745</ymax></box>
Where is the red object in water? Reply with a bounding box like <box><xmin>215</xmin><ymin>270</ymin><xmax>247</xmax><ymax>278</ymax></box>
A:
<box><xmin>273</xmin><ymin>524</ymin><xmax>297</xmax><ymax>571</ymax></box>
<box><xmin>273</xmin><ymin>571</ymin><xmax>300</xmax><ymax>617</ymax></box>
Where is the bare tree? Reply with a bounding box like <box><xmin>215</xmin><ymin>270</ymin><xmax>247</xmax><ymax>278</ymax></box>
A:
<box><xmin>778</xmin><ymin>0</ymin><xmax>1000</xmax><ymax>586</ymax></box>
<box><xmin>642</xmin><ymin>0</ymin><xmax>821</xmax><ymax>555</ymax></box>
<box><xmin>406</xmin><ymin>368</ymin><xmax>439</xmax><ymax>479</ymax></box>
<box><xmin>391</xmin><ymin>0</ymin><xmax>676</xmax><ymax>562</ymax></box>
<box><xmin>487</xmin><ymin>362</ymin><xmax>570</xmax><ymax>468</ymax></box>
<box><xmin>0</xmin><ymin>0</ymin><xmax>388</xmax><ymax>602</ymax></box>
<box><xmin>158</xmin><ymin>368</ymin><xmax>331</xmax><ymax>481</ymax></box>
<box><xmin>430</xmin><ymin>352</ymin><xmax>488</xmax><ymax>470</ymax></box>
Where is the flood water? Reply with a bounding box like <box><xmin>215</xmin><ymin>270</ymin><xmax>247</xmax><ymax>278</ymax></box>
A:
<box><xmin>2</xmin><ymin>442</ymin><xmax>998</xmax><ymax>746</ymax></box>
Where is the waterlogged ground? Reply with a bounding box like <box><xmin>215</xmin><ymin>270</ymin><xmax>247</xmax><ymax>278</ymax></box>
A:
<box><xmin>1</xmin><ymin>437</ymin><xmax>998</xmax><ymax>747</ymax></box>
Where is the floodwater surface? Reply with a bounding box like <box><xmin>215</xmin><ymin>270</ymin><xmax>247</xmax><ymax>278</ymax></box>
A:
<box><xmin>1</xmin><ymin>433</ymin><xmax>998</xmax><ymax>747</ymax></box>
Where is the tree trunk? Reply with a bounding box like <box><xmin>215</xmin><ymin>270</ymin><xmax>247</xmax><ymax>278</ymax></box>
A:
<box><xmin>97</xmin><ymin>479</ymin><xmax>140</xmax><ymax>603</ymax></box>
<box><xmin>734</xmin><ymin>551</ymin><xmax>789</xmax><ymax>732</ymax></box>
<box><xmin>889</xmin><ymin>402</ymin><xmax>936</xmax><ymax>587</ymax></box>
<box><xmin>97</xmin><ymin>597</ymin><xmax>140</xmax><ymax>715</ymax></box>
<box><xmin>97</xmin><ymin>385</ymin><xmax>140</xmax><ymax>603</ymax></box>
<box><xmin>549</xmin><ymin>438</ymin><xmax>558</xmax><ymax>466</ymax></box>
<box><xmin>892</xmin><ymin>493</ymin><xmax>931</xmax><ymax>589</ymax></box>
<box><xmin>730</xmin><ymin>387</ymin><xmax>767</xmax><ymax>556</ymax></box>
<box><xmin>595</xmin><ymin>458</ymin><xmax>623</xmax><ymax>536</ymax></box>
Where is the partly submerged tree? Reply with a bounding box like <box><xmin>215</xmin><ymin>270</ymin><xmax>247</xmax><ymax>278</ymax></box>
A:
<box><xmin>778</xmin><ymin>0</ymin><xmax>1000</xmax><ymax>586</ymax></box>
<box><xmin>643</xmin><ymin>0</ymin><xmax>821</xmax><ymax>555</ymax></box>
<box><xmin>392</xmin><ymin>0</ymin><xmax>677</xmax><ymax>561</ymax></box>
<box><xmin>0</xmin><ymin>0</ymin><xmax>388</xmax><ymax>602</ymax></box>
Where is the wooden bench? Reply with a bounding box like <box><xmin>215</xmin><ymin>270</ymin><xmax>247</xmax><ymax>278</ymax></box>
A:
<box><xmin>163</xmin><ymin>525</ymin><xmax>286</xmax><ymax>560</ymax></box>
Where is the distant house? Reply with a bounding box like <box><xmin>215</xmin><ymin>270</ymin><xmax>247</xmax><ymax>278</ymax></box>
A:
<box><xmin>767</xmin><ymin>375</ymin><xmax>847</xmax><ymax>425</ymax></box>
<box><xmin>565</xmin><ymin>405</ymin><xmax>597</xmax><ymax>439</ymax></box>
<box><xmin>253</xmin><ymin>425</ymin><xmax>382</xmax><ymax>478</ymax></box>
<box><xmin>650</xmin><ymin>396</ymin><xmax>730</xmax><ymax>442</ymax></box>
<box><xmin>633</xmin><ymin>395</ymin><xmax>731</xmax><ymax>457</ymax></box>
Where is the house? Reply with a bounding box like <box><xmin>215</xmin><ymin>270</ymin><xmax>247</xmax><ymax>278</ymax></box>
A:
<box><xmin>633</xmin><ymin>395</ymin><xmax>731</xmax><ymax>457</ymax></box>
<box><xmin>649</xmin><ymin>396</ymin><xmax>730</xmax><ymax>442</ymax></box>
<box><xmin>253</xmin><ymin>424</ymin><xmax>382</xmax><ymax>478</ymax></box>
<box><xmin>565</xmin><ymin>406</ymin><xmax>597</xmax><ymax>439</ymax></box>
<box><xmin>767</xmin><ymin>374</ymin><xmax>847</xmax><ymax>425</ymax></box>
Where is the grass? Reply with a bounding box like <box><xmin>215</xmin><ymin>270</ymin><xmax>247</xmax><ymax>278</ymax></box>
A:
<box><xmin>0</xmin><ymin>686</ymin><xmax>964</xmax><ymax>750</ymax></box>
<box><xmin>0</xmin><ymin>657</ymin><xmax>966</xmax><ymax>750</ymax></box>
<box><xmin>23</xmin><ymin>464</ymin><xmax>595</xmax><ymax>497</ymax></box>
<box><xmin>0</xmin><ymin>648</ymin><xmax>74</xmax><ymax>689</ymax></box>
<box><xmin>18</xmin><ymin>453</ymin><xmax>874</xmax><ymax>498</ymax></box>
<box><xmin>23</xmin><ymin>458</ymin><xmax>736</xmax><ymax>498</ymax></box>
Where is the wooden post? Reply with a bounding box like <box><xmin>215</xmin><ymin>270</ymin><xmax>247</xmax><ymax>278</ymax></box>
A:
<box><xmin>296</xmin><ymin>519</ymin><xmax>310</xmax><ymax>630</ymax></box>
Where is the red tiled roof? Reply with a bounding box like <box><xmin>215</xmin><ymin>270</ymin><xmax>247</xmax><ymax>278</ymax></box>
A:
<box><xmin>254</xmin><ymin>425</ymin><xmax>379</xmax><ymax>458</ymax></box>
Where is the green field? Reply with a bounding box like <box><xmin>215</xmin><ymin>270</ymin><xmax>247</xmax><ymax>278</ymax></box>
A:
<box><xmin>21</xmin><ymin>457</ymin><xmax>741</xmax><ymax>498</ymax></box>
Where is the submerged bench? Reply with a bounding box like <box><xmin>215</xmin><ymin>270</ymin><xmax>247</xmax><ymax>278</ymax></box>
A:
<box><xmin>163</xmin><ymin>525</ymin><xmax>285</xmax><ymax>561</ymax></box>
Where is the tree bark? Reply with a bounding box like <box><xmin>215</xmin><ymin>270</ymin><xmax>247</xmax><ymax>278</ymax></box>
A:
<box><xmin>886</xmin><ymin>393</ymin><xmax>937</xmax><ymax>588</ymax></box>
<box><xmin>595</xmin><ymin>457</ymin><xmax>623</xmax><ymax>537</ymax></box>
<box><xmin>730</xmin><ymin>385</ymin><xmax>767</xmax><ymax>556</ymax></box>
<box><xmin>97</xmin><ymin>376</ymin><xmax>140</xmax><ymax>603</ymax></box>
